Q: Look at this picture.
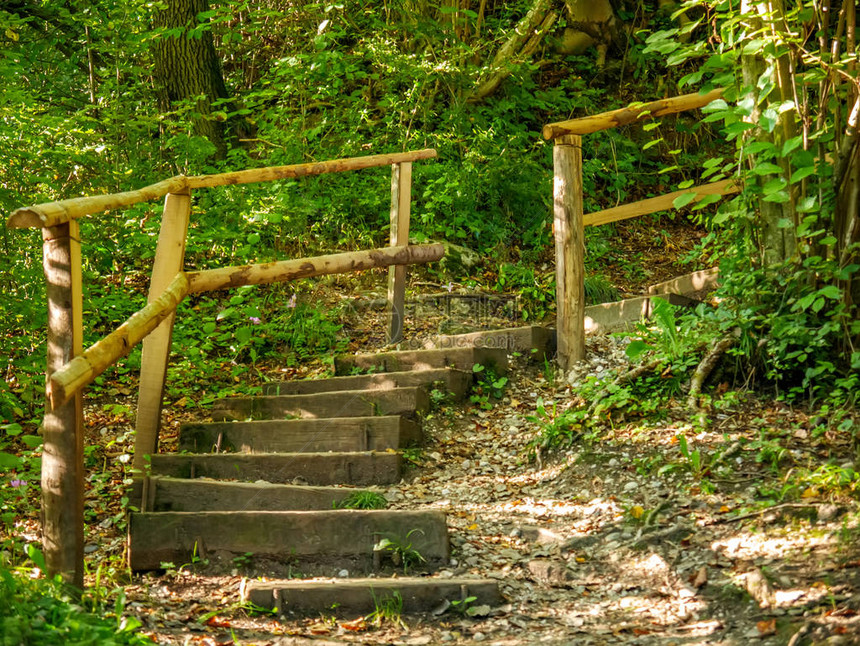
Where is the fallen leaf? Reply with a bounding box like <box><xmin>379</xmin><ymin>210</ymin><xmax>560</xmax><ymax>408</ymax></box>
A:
<box><xmin>340</xmin><ymin>617</ymin><xmax>367</xmax><ymax>632</ymax></box>
<box><xmin>205</xmin><ymin>616</ymin><xmax>231</xmax><ymax>628</ymax></box>
<box><xmin>756</xmin><ymin>619</ymin><xmax>776</xmax><ymax>636</ymax></box>
<box><xmin>719</xmin><ymin>505</ymin><xmax>731</xmax><ymax>513</ymax></box>
<box><xmin>690</xmin><ymin>566</ymin><xmax>707</xmax><ymax>588</ymax></box>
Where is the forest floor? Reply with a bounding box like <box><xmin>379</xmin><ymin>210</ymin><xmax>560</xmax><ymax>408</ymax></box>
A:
<box><xmin>119</xmin><ymin>340</ymin><xmax>860</xmax><ymax>646</ymax></box>
<box><xmin>24</xmin><ymin>216</ymin><xmax>859</xmax><ymax>645</ymax></box>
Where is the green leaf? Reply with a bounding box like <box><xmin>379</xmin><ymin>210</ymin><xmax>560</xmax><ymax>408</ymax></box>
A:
<box><xmin>677</xmin><ymin>179</ymin><xmax>695</xmax><ymax>189</ymax></box>
<box><xmin>0</xmin><ymin>452</ymin><xmax>21</xmax><ymax>470</ymax></box>
<box><xmin>790</xmin><ymin>166</ymin><xmax>817</xmax><ymax>183</ymax></box>
<box><xmin>763</xmin><ymin>191</ymin><xmax>790</xmax><ymax>203</ymax></box>
<box><xmin>743</xmin><ymin>38</ymin><xmax>765</xmax><ymax>54</ymax></box>
<box><xmin>3</xmin><ymin>423</ymin><xmax>23</xmax><ymax>437</ymax></box>
<box><xmin>762</xmin><ymin>177</ymin><xmax>788</xmax><ymax>194</ymax></box>
<box><xmin>818</xmin><ymin>285</ymin><xmax>842</xmax><ymax>300</ymax></box>
<box><xmin>692</xmin><ymin>194</ymin><xmax>722</xmax><ymax>210</ymax></box>
<box><xmin>20</xmin><ymin>435</ymin><xmax>42</xmax><ymax>449</ymax></box>
<box><xmin>625</xmin><ymin>340</ymin><xmax>651</xmax><ymax>360</ymax></box>
<box><xmin>26</xmin><ymin>543</ymin><xmax>46</xmax><ymax>570</ymax></box>
<box><xmin>673</xmin><ymin>192</ymin><xmax>698</xmax><ymax>209</ymax></box>
<box><xmin>643</xmin><ymin>138</ymin><xmax>663</xmax><ymax>150</ymax></box>
<box><xmin>753</xmin><ymin>163</ymin><xmax>784</xmax><ymax>176</ymax></box>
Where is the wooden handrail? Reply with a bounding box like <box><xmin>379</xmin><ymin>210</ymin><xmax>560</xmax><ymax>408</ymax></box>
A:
<box><xmin>584</xmin><ymin>179</ymin><xmax>740</xmax><ymax>227</ymax></box>
<box><xmin>47</xmin><ymin>272</ymin><xmax>190</xmax><ymax>410</ymax></box>
<box><xmin>542</xmin><ymin>88</ymin><xmax>724</xmax><ymax>140</ymax></box>
<box><xmin>7</xmin><ymin>177</ymin><xmax>188</xmax><ymax>229</ymax></box>
<box><xmin>186</xmin><ymin>149</ymin><xmax>437</xmax><ymax>189</ymax></box>
<box><xmin>185</xmin><ymin>243</ymin><xmax>444</xmax><ymax>293</ymax></box>
<box><xmin>6</xmin><ymin>149</ymin><xmax>438</xmax><ymax>228</ymax></box>
<box><xmin>47</xmin><ymin>244</ymin><xmax>445</xmax><ymax>409</ymax></box>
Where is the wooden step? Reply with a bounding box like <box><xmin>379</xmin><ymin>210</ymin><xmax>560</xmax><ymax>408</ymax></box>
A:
<box><xmin>414</xmin><ymin>325</ymin><xmax>555</xmax><ymax>361</ymax></box>
<box><xmin>334</xmin><ymin>346</ymin><xmax>508</xmax><ymax>376</ymax></box>
<box><xmin>179</xmin><ymin>416</ymin><xmax>420</xmax><ymax>454</ymax></box>
<box><xmin>210</xmin><ymin>387</ymin><xmax>429</xmax><ymax>422</ymax></box>
<box><xmin>149</xmin><ymin>451</ymin><xmax>401</xmax><ymax>486</ymax></box>
<box><xmin>243</xmin><ymin>577</ymin><xmax>503</xmax><ymax>617</ymax></box>
<box><xmin>129</xmin><ymin>510</ymin><xmax>449</xmax><ymax>573</ymax></box>
<box><xmin>143</xmin><ymin>476</ymin><xmax>379</xmax><ymax>512</ymax></box>
<box><xmin>263</xmin><ymin>368</ymin><xmax>472</xmax><ymax>400</ymax></box>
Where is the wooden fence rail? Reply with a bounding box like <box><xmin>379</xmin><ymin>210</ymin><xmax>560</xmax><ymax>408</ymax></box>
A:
<box><xmin>544</xmin><ymin>89</ymin><xmax>735</xmax><ymax>370</ymax></box>
<box><xmin>5</xmin><ymin>149</ymin><xmax>439</xmax><ymax>587</ymax></box>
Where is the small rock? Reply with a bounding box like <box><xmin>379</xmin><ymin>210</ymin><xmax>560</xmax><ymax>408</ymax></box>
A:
<box><xmin>440</xmin><ymin>632</ymin><xmax>455</xmax><ymax>642</ymax></box>
<box><xmin>337</xmin><ymin>569</ymin><xmax>349</xmax><ymax>578</ymax></box>
<box><xmin>818</xmin><ymin>504</ymin><xmax>844</xmax><ymax>522</ymax></box>
<box><xmin>608</xmin><ymin>458</ymin><xmax>619</xmax><ymax>468</ymax></box>
<box><xmin>461</xmin><ymin>460</ymin><xmax>472</xmax><ymax>470</ymax></box>
<box><xmin>472</xmin><ymin>632</ymin><xmax>487</xmax><ymax>642</ymax></box>
<box><xmin>623</xmin><ymin>481</ymin><xmax>638</xmax><ymax>493</ymax></box>
<box><xmin>527</xmin><ymin>559</ymin><xmax>574</xmax><ymax>587</ymax></box>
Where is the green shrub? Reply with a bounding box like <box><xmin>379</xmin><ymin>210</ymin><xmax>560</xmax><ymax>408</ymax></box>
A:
<box><xmin>0</xmin><ymin>568</ymin><xmax>152</xmax><ymax>646</ymax></box>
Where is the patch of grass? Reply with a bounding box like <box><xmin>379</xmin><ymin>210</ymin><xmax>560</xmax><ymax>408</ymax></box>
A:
<box><xmin>367</xmin><ymin>589</ymin><xmax>406</xmax><ymax>629</ymax></box>
<box><xmin>335</xmin><ymin>491</ymin><xmax>388</xmax><ymax>510</ymax></box>
<box><xmin>0</xmin><ymin>567</ymin><xmax>152</xmax><ymax>645</ymax></box>
<box><xmin>373</xmin><ymin>529</ymin><xmax>426</xmax><ymax>574</ymax></box>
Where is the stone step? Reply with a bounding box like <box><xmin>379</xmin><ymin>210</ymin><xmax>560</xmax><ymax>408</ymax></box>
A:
<box><xmin>179</xmin><ymin>416</ymin><xmax>420</xmax><ymax>454</ymax></box>
<box><xmin>143</xmin><ymin>476</ymin><xmax>380</xmax><ymax>512</ymax></box>
<box><xmin>243</xmin><ymin>577</ymin><xmax>502</xmax><ymax>617</ymax></box>
<box><xmin>263</xmin><ymin>368</ymin><xmax>472</xmax><ymax>400</ymax></box>
<box><xmin>210</xmin><ymin>387</ymin><xmax>429</xmax><ymax>422</ymax></box>
<box><xmin>149</xmin><ymin>451</ymin><xmax>401</xmax><ymax>486</ymax></box>
<box><xmin>412</xmin><ymin>325</ymin><xmax>555</xmax><ymax>362</ymax></box>
<box><xmin>334</xmin><ymin>346</ymin><xmax>508</xmax><ymax>377</ymax></box>
<box><xmin>128</xmin><ymin>510</ymin><xmax>449</xmax><ymax>573</ymax></box>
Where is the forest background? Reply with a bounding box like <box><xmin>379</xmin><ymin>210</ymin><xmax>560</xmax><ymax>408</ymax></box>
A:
<box><xmin>0</xmin><ymin>0</ymin><xmax>859</xmax><ymax>631</ymax></box>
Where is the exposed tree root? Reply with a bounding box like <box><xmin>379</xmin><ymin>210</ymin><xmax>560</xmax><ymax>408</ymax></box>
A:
<box><xmin>687</xmin><ymin>334</ymin><xmax>737</xmax><ymax>409</ymax></box>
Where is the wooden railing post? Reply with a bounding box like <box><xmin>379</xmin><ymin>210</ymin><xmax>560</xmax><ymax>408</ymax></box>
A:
<box><xmin>553</xmin><ymin>134</ymin><xmax>585</xmax><ymax>370</ymax></box>
<box><xmin>41</xmin><ymin>220</ymin><xmax>84</xmax><ymax>587</ymax></box>
<box><xmin>387</xmin><ymin>161</ymin><xmax>412</xmax><ymax>344</ymax></box>
<box><xmin>133</xmin><ymin>189</ymin><xmax>191</xmax><ymax>471</ymax></box>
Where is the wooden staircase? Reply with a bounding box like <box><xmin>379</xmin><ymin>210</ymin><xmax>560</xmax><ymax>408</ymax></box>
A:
<box><xmin>128</xmin><ymin>326</ymin><xmax>554</xmax><ymax>617</ymax></box>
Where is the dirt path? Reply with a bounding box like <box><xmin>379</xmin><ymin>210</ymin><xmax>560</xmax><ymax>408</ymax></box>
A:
<box><xmin>125</xmin><ymin>333</ymin><xmax>860</xmax><ymax>645</ymax></box>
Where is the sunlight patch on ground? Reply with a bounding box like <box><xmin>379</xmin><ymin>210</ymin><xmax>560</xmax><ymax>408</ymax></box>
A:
<box><xmin>712</xmin><ymin>527</ymin><xmax>835</xmax><ymax>561</ymax></box>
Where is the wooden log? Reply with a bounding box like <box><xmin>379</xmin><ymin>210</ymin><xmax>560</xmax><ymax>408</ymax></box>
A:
<box><xmin>542</xmin><ymin>88</ymin><xmax>725</xmax><ymax>140</ymax></box>
<box><xmin>48</xmin><ymin>273</ymin><xmax>189</xmax><ymax>409</ymax></box>
<box><xmin>7</xmin><ymin>176</ymin><xmax>187</xmax><ymax>229</ymax></box>
<box><xmin>186</xmin><ymin>149</ymin><xmax>437</xmax><ymax>189</ymax></box>
<box><xmin>133</xmin><ymin>190</ymin><xmax>191</xmax><ymax>471</ymax></box>
<box><xmin>554</xmin><ymin>135</ymin><xmax>585</xmax><ymax>370</ymax></box>
<box><xmin>41</xmin><ymin>221</ymin><xmax>85</xmax><ymax>587</ymax></box>
<box><xmin>387</xmin><ymin>162</ymin><xmax>412</xmax><ymax>343</ymax></box>
<box><xmin>186</xmin><ymin>244</ymin><xmax>444</xmax><ymax>293</ymax></box>
<box><xmin>584</xmin><ymin>179</ymin><xmax>740</xmax><ymax>227</ymax></box>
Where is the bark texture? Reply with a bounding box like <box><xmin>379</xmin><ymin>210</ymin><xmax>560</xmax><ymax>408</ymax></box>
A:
<box><xmin>153</xmin><ymin>0</ymin><xmax>238</xmax><ymax>158</ymax></box>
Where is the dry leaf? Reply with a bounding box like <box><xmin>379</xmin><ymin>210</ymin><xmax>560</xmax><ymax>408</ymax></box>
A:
<box><xmin>205</xmin><ymin>616</ymin><xmax>232</xmax><ymax>628</ymax></box>
<box><xmin>690</xmin><ymin>566</ymin><xmax>708</xmax><ymax>588</ymax></box>
<box><xmin>340</xmin><ymin>617</ymin><xmax>367</xmax><ymax>632</ymax></box>
<box><xmin>756</xmin><ymin>619</ymin><xmax>776</xmax><ymax>636</ymax></box>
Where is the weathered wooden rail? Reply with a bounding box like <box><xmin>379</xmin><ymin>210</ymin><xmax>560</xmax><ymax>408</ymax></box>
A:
<box><xmin>544</xmin><ymin>88</ymin><xmax>738</xmax><ymax>369</ymax></box>
<box><xmin>5</xmin><ymin>149</ymin><xmax>440</xmax><ymax>587</ymax></box>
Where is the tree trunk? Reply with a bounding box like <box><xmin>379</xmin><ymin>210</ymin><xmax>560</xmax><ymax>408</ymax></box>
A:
<box><xmin>153</xmin><ymin>0</ymin><xmax>236</xmax><ymax>158</ymax></box>
<box><xmin>740</xmin><ymin>0</ymin><xmax>796</xmax><ymax>266</ymax></box>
